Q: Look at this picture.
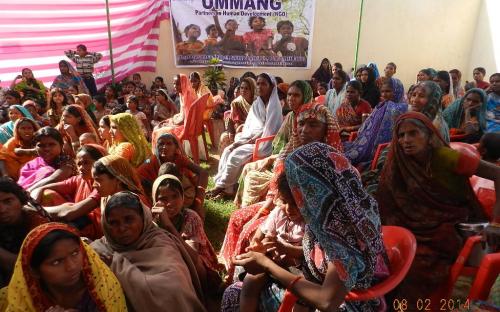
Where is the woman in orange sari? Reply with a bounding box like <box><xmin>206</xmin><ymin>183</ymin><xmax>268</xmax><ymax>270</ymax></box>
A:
<box><xmin>151</xmin><ymin>74</ymin><xmax>198</xmax><ymax>149</ymax></box>
<box><xmin>0</xmin><ymin>118</ymin><xmax>39</xmax><ymax>180</ymax></box>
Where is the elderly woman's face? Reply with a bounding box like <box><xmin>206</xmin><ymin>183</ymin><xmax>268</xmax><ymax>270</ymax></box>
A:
<box><xmin>106</xmin><ymin>206</ymin><xmax>144</xmax><ymax>246</ymax></box>
<box><xmin>397</xmin><ymin>120</ymin><xmax>430</xmax><ymax>157</ymax></box>
<box><xmin>287</xmin><ymin>85</ymin><xmax>304</xmax><ymax>111</ymax></box>
<box><xmin>409</xmin><ymin>87</ymin><xmax>429</xmax><ymax>112</ymax></box>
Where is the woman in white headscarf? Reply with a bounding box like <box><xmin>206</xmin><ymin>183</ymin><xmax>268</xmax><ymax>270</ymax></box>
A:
<box><xmin>207</xmin><ymin>73</ymin><xmax>283</xmax><ymax>199</ymax></box>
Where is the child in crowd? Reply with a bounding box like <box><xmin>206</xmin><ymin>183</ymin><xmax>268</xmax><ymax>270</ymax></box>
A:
<box><xmin>126</xmin><ymin>95</ymin><xmax>150</xmax><ymax>140</ymax></box>
<box><xmin>158</xmin><ymin>162</ymin><xmax>196</xmax><ymax>214</ymax></box>
<box><xmin>478</xmin><ymin>132</ymin><xmax>500</xmax><ymax>164</ymax></box>
<box><xmin>243</xmin><ymin>17</ymin><xmax>274</xmax><ymax>56</ymax></box>
<box><xmin>473</xmin><ymin>67</ymin><xmax>490</xmax><ymax>90</ymax></box>
<box><xmin>132</xmin><ymin>73</ymin><xmax>147</xmax><ymax>91</ymax></box>
<box><xmin>92</xmin><ymin>95</ymin><xmax>110</xmax><ymax>123</ymax></box>
<box><xmin>79</xmin><ymin>132</ymin><xmax>98</xmax><ymax>146</ymax></box>
<box><xmin>150</xmin><ymin>76</ymin><xmax>167</xmax><ymax>93</ymax></box>
<box><xmin>239</xmin><ymin>173</ymin><xmax>305</xmax><ymax>311</ymax></box>
<box><xmin>133</xmin><ymin>86</ymin><xmax>153</xmax><ymax>121</ymax></box>
<box><xmin>152</xmin><ymin>174</ymin><xmax>222</xmax><ymax>279</ymax></box>
<box><xmin>65</xmin><ymin>44</ymin><xmax>102</xmax><ymax>96</ymax></box>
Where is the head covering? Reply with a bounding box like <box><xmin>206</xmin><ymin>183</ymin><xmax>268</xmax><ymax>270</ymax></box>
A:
<box><xmin>367</xmin><ymin>62</ymin><xmax>380</xmax><ymax>79</ymax></box>
<box><xmin>74</xmin><ymin>93</ymin><xmax>92</xmax><ymax>109</ymax></box>
<box><xmin>312</xmin><ymin>58</ymin><xmax>333</xmax><ymax>84</ymax></box>
<box><xmin>388</xmin><ymin>77</ymin><xmax>405</xmax><ymax>103</ymax></box>
<box><xmin>98</xmin><ymin>154</ymin><xmax>145</xmax><ymax>195</ymax></box>
<box><xmin>175</xmin><ymin>74</ymin><xmax>198</xmax><ymax>121</ymax></box>
<box><xmin>420</xmin><ymin>68</ymin><xmax>437</xmax><ymax>81</ymax></box>
<box><xmin>412</xmin><ymin>81</ymin><xmax>450</xmax><ymax>141</ymax></box>
<box><xmin>285</xmin><ymin>142</ymin><xmax>386</xmax><ymax>290</ymax></box>
<box><xmin>237</xmin><ymin>73</ymin><xmax>283</xmax><ymax>155</ymax></box>
<box><xmin>13</xmin><ymin>117</ymin><xmax>40</xmax><ymax>142</ymax></box>
<box><xmin>109</xmin><ymin>113</ymin><xmax>151</xmax><ymax>167</ymax></box>
<box><xmin>378</xmin><ymin>112</ymin><xmax>484</xmax><ymax>295</ymax></box>
<box><xmin>0</xmin><ymin>105</ymin><xmax>34</xmax><ymax>144</ymax></box>
<box><xmin>154</xmin><ymin>132</ymin><xmax>183</xmax><ymax>161</ymax></box>
<box><xmin>290</xmin><ymin>80</ymin><xmax>313</xmax><ymax>106</ymax></box>
<box><xmin>280</xmin><ymin>102</ymin><xmax>342</xmax><ymax>158</ymax></box>
<box><xmin>443</xmin><ymin>88</ymin><xmax>487</xmax><ymax>132</ymax></box>
<box><xmin>277</xmin><ymin>83</ymin><xmax>290</xmax><ymax>97</ymax></box>
<box><xmin>152</xmin><ymin>174</ymin><xmax>183</xmax><ymax>203</ymax></box>
<box><xmin>157</xmin><ymin>88</ymin><xmax>174</xmax><ymax>103</ymax></box>
<box><xmin>60</xmin><ymin>104</ymin><xmax>99</xmax><ymax>140</ymax></box>
<box><xmin>91</xmin><ymin>192</ymin><xmax>205</xmax><ymax>312</ymax></box>
<box><xmin>5</xmin><ymin>223</ymin><xmax>126</xmax><ymax>311</ymax></box>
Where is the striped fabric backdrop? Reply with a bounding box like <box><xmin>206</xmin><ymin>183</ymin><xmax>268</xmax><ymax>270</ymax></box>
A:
<box><xmin>0</xmin><ymin>0</ymin><xmax>169</xmax><ymax>90</ymax></box>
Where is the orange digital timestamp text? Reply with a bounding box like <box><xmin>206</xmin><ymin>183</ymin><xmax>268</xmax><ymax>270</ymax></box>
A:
<box><xmin>392</xmin><ymin>298</ymin><xmax>471</xmax><ymax>311</ymax></box>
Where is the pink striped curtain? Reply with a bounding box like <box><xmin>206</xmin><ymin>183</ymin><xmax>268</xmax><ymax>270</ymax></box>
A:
<box><xmin>0</xmin><ymin>0</ymin><xmax>169</xmax><ymax>90</ymax></box>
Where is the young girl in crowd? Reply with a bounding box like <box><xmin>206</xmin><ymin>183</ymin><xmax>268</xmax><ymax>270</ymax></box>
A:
<box><xmin>243</xmin><ymin>17</ymin><xmax>274</xmax><ymax>56</ymax></box>
<box><xmin>126</xmin><ymin>95</ymin><xmax>150</xmax><ymax>139</ymax></box>
<box><xmin>108</xmin><ymin>113</ymin><xmax>151</xmax><ymax>167</ymax></box>
<box><xmin>91</xmin><ymin>192</ymin><xmax>205</xmax><ymax>312</ymax></box>
<box><xmin>92</xmin><ymin>95</ymin><xmax>110</xmax><ymax>123</ymax></box>
<box><xmin>58</xmin><ymin>104</ymin><xmax>99</xmax><ymax>153</ymax></box>
<box><xmin>237</xmin><ymin>173</ymin><xmax>305</xmax><ymax>311</ymax></box>
<box><xmin>336</xmin><ymin>80</ymin><xmax>372</xmax><ymax>136</ymax></box>
<box><xmin>18</xmin><ymin>127</ymin><xmax>76</xmax><ymax>193</ymax></box>
<box><xmin>98</xmin><ymin>115</ymin><xmax>111</xmax><ymax>149</ymax></box>
<box><xmin>152</xmin><ymin>89</ymin><xmax>177</xmax><ymax>128</ymax></box>
<box><xmin>138</xmin><ymin>133</ymin><xmax>208</xmax><ymax>218</ymax></box>
<box><xmin>0</xmin><ymin>178</ymin><xmax>50</xmax><ymax>287</ymax></box>
<box><xmin>0</xmin><ymin>104</ymin><xmax>33</xmax><ymax>144</ymax></box>
<box><xmin>152</xmin><ymin>174</ymin><xmax>221</xmax><ymax>276</ymax></box>
<box><xmin>2</xmin><ymin>223</ymin><xmax>127</xmax><ymax>311</ymax></box>
<box><xmin>46</xmin><ymin>88</ymin><xmax>69</xmax><ymax>127</ymax></box>
<box><xmin>0</xmin><ymin>118</ymin><xmax>39</xmax><ymax>180</ymax></box>
<box><xmin>31</xmin><ymin>145</ymin><xmax>106</xmax><ymax>239</ymax></box>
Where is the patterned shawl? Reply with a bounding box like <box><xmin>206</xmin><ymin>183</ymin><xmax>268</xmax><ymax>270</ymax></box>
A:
<box><xmin>344</xmin><ymin>100</ymin><xmax>408</xmax><ymax>165</ymax></box>
<box><xmin>3</xmin><ymin>223</ymin><xmax>127</xmax><ymax>311</ymax></box>
<box><xmin>285</xmin><ymin>142</ymin><xmax>386</xmax><ymax>290</ymax></box>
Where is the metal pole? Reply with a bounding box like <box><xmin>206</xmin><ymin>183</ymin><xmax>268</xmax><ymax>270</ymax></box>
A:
<box><xmin>353</xmin><ymin>0</ymin><xmax>364</xmax><ymax>71</ymax></box>
<box><xmin>105</xmin><ymin>0</ymin><xmax>115</xmax><ymax>83</ymax></box>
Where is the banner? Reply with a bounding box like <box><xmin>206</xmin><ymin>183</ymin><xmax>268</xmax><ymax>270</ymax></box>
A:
<box><xmin>0</xmin><ymin>0</ymin><xmax>169</xmax><ymax>90</ymax></box>
<box><xmin>170</xmin><ymin>0</ymin><xmax>315</xmax><ymax>68</ymax></box>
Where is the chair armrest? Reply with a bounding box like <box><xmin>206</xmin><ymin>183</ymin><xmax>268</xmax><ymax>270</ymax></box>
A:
<box><xmin>252</xmin><ymin>135</ymin><xmax>275</xmax><ymax>162</ymax></box>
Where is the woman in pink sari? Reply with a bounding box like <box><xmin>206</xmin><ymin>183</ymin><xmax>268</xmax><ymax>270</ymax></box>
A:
<box><xmin>18</xmin><ymin>127</ymin><xmax>76</xmax><ymax>193</ymax></box>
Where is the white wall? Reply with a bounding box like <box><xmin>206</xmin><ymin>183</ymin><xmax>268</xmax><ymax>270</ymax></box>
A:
<box><xmin>139</xmin><ymin>0</ymin><xmax>496</xmax><ymax>90</ymax></box>
<box><xmin>467</xmin><ymin>0</ymin><xmax>500</xmax><ymax>83</ymax></box>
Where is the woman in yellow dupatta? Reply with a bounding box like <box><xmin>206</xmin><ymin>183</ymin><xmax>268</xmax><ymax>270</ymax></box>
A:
<box><xmin>108</xmin><ymin>113</ymin><xmax>151</xmax><ymax>167</ymax></box>
<box><xmin>0</xmin><ymin>222</ymin><xmax>127</xmax><ymax>311</ymax></box>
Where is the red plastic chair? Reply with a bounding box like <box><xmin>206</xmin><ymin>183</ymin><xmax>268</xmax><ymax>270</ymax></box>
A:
<box><xmin>370</xmin><ymin>143</ymin><xmax>390</xmax><ymax>171</ymax></box>
<box><xmin>177</xmin><ymin>93</ymin><xmax>210</xmax><ymax>164</ymax></box>
<box><xmin>252</xmin><ymin>135</ymin><xmax>275</xmax><ymax>162</ymax></box>
<box><xmin>443</xmin><ymin>235</ymin><xmax>482</xmax><ymax>298</ymax></box>
<box><xmin>449</xmin><ymin>142</ymin><xmax>480</xmax><ymax>158</ymax></box>
<box><xmin>469</xmin><ymin>175</ymin><xmax>495</xmax><ymax>220</ymax></box>
<box><xmin>468</xmin><ymin>252</ymin><xmax>500</xmax><ymax>301</ymax></box>
<box><xmin>277</xmin><ymin>226</ymin><xmax>416</xmax><ymax>311</ymax></box>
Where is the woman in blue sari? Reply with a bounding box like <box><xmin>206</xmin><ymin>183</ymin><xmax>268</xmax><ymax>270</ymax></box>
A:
<box><xmin>0</xmin><ymin>105</ymin><xmax>33</xmax><ymax>144</ymax></box>
<box><xmin>51</xmin><ymin>60</ymin><xmax>89</xmax><ymax>94</ymax></box>
<box><xmin>344</xmin><ymin>78</ymin><xmax>407</xmax><ymax>167</ymax></box>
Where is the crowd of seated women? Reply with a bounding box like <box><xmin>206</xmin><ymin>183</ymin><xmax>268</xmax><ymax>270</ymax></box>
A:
<box><xmin>0</xmin><ymin>57</ymin><xmax>499</xmax><ymax>312</ymax></box>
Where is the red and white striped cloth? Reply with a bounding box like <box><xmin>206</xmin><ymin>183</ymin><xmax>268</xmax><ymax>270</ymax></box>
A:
<box><xmin>0</xmin><ymin>0</ymin><xmax>169</xmax><ymax>90</ymax></box>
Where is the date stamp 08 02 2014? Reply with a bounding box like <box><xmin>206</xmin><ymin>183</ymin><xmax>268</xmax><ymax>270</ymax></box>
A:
<box><xmin>392</xmin><ymin>298</ymin><xmax>471</xmax><ymax>311</ymax></box>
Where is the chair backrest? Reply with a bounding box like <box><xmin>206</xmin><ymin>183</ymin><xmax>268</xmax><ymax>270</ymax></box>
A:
<box><xmin>449</xmin><ymin>142</ymin><xmax>480</xmax><ymax>158</ymax></box>
<box><xmin>345</xmin><ymin>225</ymin><xmax>417</xmax><ymax>301</ymax></box>
<box><xmin>369</xmin><ymin>142</ymin><xmax>390</xmax><ymax>171</ymax></box>
<box><xmin>470</xmin><ymin>175</ymin><xmax>495</xmax><ymax>220</ymax></box>
<box><xmin>180</xmin><ymin>93</ymin><xmax>209</xmax><ymax>139</ymax></box>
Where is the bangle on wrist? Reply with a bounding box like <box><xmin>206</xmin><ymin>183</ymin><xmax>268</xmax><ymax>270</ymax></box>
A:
<box><xmin>287</xmin><ymin>276</ymin><xmax>302</xmax><ymax>291</ymax></box>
